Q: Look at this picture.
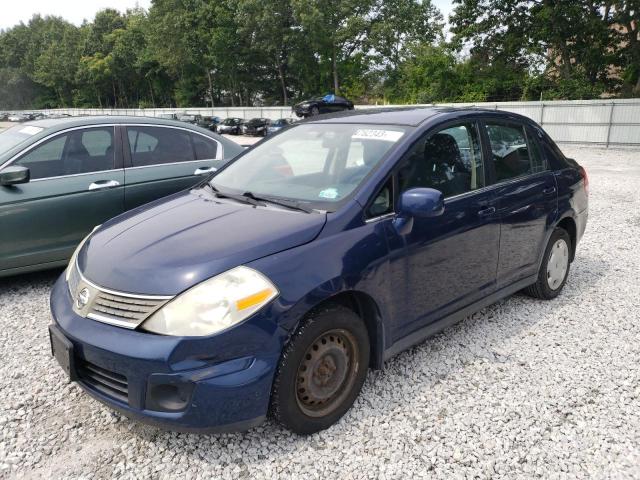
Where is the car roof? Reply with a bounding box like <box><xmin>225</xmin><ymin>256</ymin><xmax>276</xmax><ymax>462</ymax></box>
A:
<box><xmin>307</xmin><ymin>106</ymin><xmax>519</xmax><ymax>127</ymax></box>
<box><xmin>21</xmin><ymin>115</ymin><xmax>202</xmax><ymax>130</ymax></box>
<box><xmin>0</xmin><ymin>115</ymin><xmax>245</xmax><ymax>164</ymax></box>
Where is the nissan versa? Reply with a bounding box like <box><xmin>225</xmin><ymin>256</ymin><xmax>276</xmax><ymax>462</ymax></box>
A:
<box><xmin>49</xmin><ymin>108</ymin><xmax>588</xmax><ymax>434</ymax></box>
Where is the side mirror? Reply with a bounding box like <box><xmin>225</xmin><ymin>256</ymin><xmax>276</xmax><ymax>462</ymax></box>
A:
<box><xmin>398</xmin><ymin>188</ymin><xmax>444</xmax><ymax>218</ymax></box>
<box><xmin>0</xmin><ymin>166</ymin><xmax>30</xmax><ymax>186</ymax></box>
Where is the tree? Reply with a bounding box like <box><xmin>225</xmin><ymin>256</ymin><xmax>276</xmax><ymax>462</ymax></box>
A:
<box><xmin>292</xmin><ymin>0</ymin><xmax>376</xmax><ymax>93</ymax></box>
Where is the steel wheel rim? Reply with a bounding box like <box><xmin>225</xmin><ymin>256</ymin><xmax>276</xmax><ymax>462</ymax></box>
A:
<box><xmin>547</xmin><ymin>239</ymin><xmax>569</xmax><ymax>290</ymax></box>
<box><xmin>295</xmin><ymin>329</ymin><xmax>359</xmax><ymax>418</ymax></box>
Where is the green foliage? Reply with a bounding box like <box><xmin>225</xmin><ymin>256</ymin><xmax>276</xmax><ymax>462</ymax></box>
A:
<box><xmin>0</xmin><ymin>0</ymin><xmax>637</xmax><ymax>109</ymax></box>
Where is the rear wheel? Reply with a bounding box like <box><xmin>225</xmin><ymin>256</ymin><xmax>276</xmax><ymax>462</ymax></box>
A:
<box><xmin>270</xmin><ymin>305</ymin><xmax>369</xmax><ymax>434</ymax></box>
<box><xmin>524</xmin><ymin>228</ymin><xmax>571</xmax><ymax>299</ymax></box>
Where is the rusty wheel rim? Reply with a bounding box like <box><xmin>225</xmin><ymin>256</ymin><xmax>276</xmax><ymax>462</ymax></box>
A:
<box><xmin>295</xmin><ymin>329</ymin><xmax>359</xmax><ymax>418</ymax></box>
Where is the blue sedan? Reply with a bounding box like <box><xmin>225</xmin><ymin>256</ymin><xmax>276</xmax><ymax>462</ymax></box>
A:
<box><xmin>49</xmin><ymin>107</ymin><xmax>588</xmax><ymax>434</ymax></box>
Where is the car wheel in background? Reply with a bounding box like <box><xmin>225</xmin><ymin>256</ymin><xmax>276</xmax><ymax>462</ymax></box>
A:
<box><xmin>524</xmin><ymin>227</ymin><xmax>571</xmax><ymax>300</ymax></box>
<box><xmin>310</xmin><ymin>106</ymin><xmax>320</xmax><ymax>116</ymax></box>
<box><xmin>270</xmin><ymin>304</ymin><xmax>370</xmax><ymax>435</ymax></box>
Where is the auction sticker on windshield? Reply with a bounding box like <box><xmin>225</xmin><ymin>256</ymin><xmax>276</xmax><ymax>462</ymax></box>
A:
<box><xmin>352</xmin><ymin>129</ymin><xmax>404</xmax><ymax>142</ymax></box>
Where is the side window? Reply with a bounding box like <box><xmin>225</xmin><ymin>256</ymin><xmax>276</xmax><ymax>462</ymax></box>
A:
<box><xmin>526</xmin><ymin>129</ymin><xmax>547</xmax><ymax>173</ymax></box>
<box><xmin>191</xmin><ymin>134</ymin><xmax>218</xmax><ymax>160</ymax></box>
<box><xmin>126</xmin><ymin>127</ymin><xmax>195</xmax><ymax>167</ymax></box>
<box><xmin>367</xmin><ymin>178</ymin><xmax>393</xmax><ymax>218</ymax></box>
<box><xmin>485</xmin><ymin>123</ymin><xmax>547</xmax><ymax>181</ymax></box>
<box><xmin>16</xmin><ymin>127</ymin><xmax>114</xmax><ymax>180</ymax></box>
<box><xmin>398</xmin><ymin>123</ymin><xmax>485</xmax><ymax>198</ymax></box>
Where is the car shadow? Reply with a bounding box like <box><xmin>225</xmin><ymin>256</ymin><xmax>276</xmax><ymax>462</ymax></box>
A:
<box><xmin>119</xmin><ymin>253</ymin><xmax>609</xmax><ymax>464</ymax></box>
<box><xmin>0</xmin><ymin>268</ymin><xmax>62</xmax><ymax>294</ymax></box>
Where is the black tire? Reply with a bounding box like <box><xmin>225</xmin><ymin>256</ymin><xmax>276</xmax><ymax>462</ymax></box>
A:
<box><xmin>524</xmin><ymin>227</ymin><xmax>572</xmax><ymax>300</ymax></box>
<box><xmin>270</xmin><ymin>304</ymin><xmax>370</xmax><ymax>435</ymax></box>
<box><xmin>310</xmin><ymin>106</ymin><xmax>320</xmax><ymax>116</ymax></box>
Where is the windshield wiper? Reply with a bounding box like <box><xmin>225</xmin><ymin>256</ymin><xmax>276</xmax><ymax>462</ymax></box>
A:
<box><xmin>242</xmin><ymin>192</ymin><xmax>314</xmax><ymax>214</ymax></box>
<box><xmin>205</xmin><ymin>184</ymin><xmax>264</xmax><ymax>207</ymax></box>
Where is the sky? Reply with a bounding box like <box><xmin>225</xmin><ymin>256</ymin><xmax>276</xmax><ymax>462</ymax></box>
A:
<box><xmin>0</xmin><ymin>0</ymin><xmax>454</xmax><ymax>31</ymax></box>
<box><xmin>0</xmin><ymin>0</ymin><xmax>152</xmax><ymax>30</ymax></box>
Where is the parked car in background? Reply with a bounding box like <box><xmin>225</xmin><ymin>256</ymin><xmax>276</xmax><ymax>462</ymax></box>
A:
<box><xmin>157</xmin><ymin>113</ymin><xmax>178</xmax><ymax>120</ymax></box>
<box><xmin>178</xmin><ymin>113</ymin><xmax>203</xmax><ymax>125</ymax></box>
<box><xmin>217</xmin><ymin>117</ymin><xmax>244</xmax><ymax>135</ymax></box>
<box><xmin>266</xmin><ymin>118</ymin><xmax>294</xmax><ymax>135</ymax></box>
<box><xmin>8</xmin><ymin>113</ymin><xmax>28</xmax><ymax>122</ymax></box>
<box><xmin>241</xmin><ymin>118</ymin><xmax>271</xmax><ymax>136</ymax></box>
<box><xmin>293</xmin><ymin>94</ymin><xmax>354</xmax><ymax>118</ymax></box>
<box><xmin>48</xmin><ymin>107</ymin><xmax>587</xmax><ymax>435</ymax></box>
<box><xmin>0</xmin><ymin>116</ymin><xmax>243</xmax><ymax>277</ymax></box>
<box><xmin>202</xmin><ymin>116</ymin><xmax>222</xmax><ymax>132</ymax></box>
<box><xmin>44</xmin><ymin>113</ymin><xmax>72</xmax><ymax>119</ymax></box>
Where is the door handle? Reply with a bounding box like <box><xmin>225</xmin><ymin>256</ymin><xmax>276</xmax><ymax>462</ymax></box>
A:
<box><xmin>543</xmin><ymin>186</ymin><xmax>557</xmax><ymax>195</ymax></box>
<box><xmin>477</xmin><ymin>206</ymin><xmax>496</xmax><ymax>217</ymax></box>
<box><xmin>194</xmin><ymin>167</ymin><xmax>217</xmax><ymax>175</ymax></box>
<box><xmin>88</xmin><ymin>180</ymin><xmax>120</xmax><ymax>191</ymax></box>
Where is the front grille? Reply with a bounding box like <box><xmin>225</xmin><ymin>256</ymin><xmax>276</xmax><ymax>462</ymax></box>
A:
<box><xmin>68</xmin><ymin>261</ymin><xmax>173</xmax><ymax>329</ymax></box>
<box><xmin>87</xmin><ymin>292</ymin><xmax>167</xmax><ymax>327</ymax></box>
<box><xmin>77</xmin><ymin>359</ymin><xmax>128</xmax><ymax>403</ymax></box>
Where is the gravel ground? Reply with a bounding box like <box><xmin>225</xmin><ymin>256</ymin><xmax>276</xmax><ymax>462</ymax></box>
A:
<box><xmin>1</xmin><ymin>146</ymin><xmax>639</xmax><ymax>479</ymax></box>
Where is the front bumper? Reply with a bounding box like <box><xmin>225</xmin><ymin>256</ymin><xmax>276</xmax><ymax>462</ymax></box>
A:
<box><xmin>49</xmin><ymin>275</ymin><xmax>284</xmax><ymax>432</ymax></box>
<box><xmin>293</xmin><ymin>106</ymin><xmax>310</xmax><ymax>117</ymax></box>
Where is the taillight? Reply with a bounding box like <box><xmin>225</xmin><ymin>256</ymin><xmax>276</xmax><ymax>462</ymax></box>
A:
<box><xmin>579</xmin><ymin>166</ymin><xmax>589</xmax><ymax>195</ymax></box>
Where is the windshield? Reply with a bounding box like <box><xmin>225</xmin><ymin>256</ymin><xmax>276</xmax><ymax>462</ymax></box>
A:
<box><xmin>211</xmin><ymin>123</ymin><xmax>408</xmax><ymax>210</ymax></box>
<box><xmin>222</xmin><ymin>118</ymin><xmax>239</xmax><ymax>125</ymax></box>
<box><xmin>0</xmin><ymin>125</ymin><xmax>44</xmax><ymax>153</ymax></box>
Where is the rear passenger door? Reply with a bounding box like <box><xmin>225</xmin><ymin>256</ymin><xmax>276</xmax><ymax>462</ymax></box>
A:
<box><xmin>482</xmin><ymin>120</ymin><xmax>558</xmax><ymax>288</ymax></box>
<box><xmin>122</xmin><ymin>125</ymin><xmax>223</xmax><ymax>210</ymax></box>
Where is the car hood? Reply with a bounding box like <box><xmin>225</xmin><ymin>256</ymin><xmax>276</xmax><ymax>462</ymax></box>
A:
<box><xmin>79</xmin><ymin>190</ymin><xmax>327</xmax><ymax>295</ymax></box>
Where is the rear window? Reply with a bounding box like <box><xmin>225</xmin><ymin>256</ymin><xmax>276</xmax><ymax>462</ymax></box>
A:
<box><xmin>485</xmin><ymin>123</ymin><xmax>548</xmax><ymax>182</ymax></box>
<box><xmin>191</xmin><ymin>134</ymin><xmax>218</xmax><ymax>160</ymax></box>
<box><xmin>127</xmin><ymin>126</ymin><xmax>195</xmax><ymax>167</ymax></box>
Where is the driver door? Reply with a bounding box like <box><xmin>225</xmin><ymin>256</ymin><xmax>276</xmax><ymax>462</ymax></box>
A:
<box><xmin>385</xmin><ymin>122</ymin><xmax>500</xmax><ymax>340</ymax></box>
<box><xmin>0</xmin><ymin>126</ymin><xmax>124</xmax><ymax>273</ymax></box>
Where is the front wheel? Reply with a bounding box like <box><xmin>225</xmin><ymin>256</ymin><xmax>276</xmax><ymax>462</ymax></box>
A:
<box><xmin>270</xmin><ymin>305</ymin><xmax>370</xmax><ymax>434</ymax></box>
<box><xmin>524</xmin><ymin>227</ymin><xmax>571</xmax><ymax>299</ymax></box>
<box><xmin>310</xmin><ymin>106</ymin><xmax>320</xmax><ymax>116</ymax></box>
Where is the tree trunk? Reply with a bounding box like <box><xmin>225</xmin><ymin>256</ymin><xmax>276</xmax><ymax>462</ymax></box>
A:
<box><xmin>206</xmin><ymin>68</ymin><xmax>214</xmax><ymax>108</ymax></box>
<box><xmin>57</xmin><ymin>88</ymin><xmax>65</xmax><ymax>108</ymax></box>
<box><xmin>277</xmin><ymin>62</ymin><xmax>288</xmax><ymax>105</ymax></box>
<box><xmin>112</xmin><ymin>80</ymin><xmax>117</xmax><ymax>108</ymax></box>
<box><xmin>332</xmin><ymin>43</ymin><xmax>339</xmax><ymax>93</ymax></box>
<box><xmin>148</xmin><ymin>79</ymin><xmax>155</xmax><ymax>107</ymax></box>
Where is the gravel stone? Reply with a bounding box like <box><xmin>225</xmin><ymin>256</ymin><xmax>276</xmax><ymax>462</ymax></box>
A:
<box><xmin>1</xmin><ymin>146</ymin><xmax>639</xmax><ymax>479</ymax></box>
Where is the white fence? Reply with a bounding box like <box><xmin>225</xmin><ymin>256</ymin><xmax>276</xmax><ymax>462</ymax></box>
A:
<box><xmin>12</xmin><ymin>98</ymin><xmax>640</xmax><ymax>147</ymax></box>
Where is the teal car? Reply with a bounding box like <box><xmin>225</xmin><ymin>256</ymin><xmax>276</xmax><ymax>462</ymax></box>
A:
<box><xmin>0</xmin><ymin>116</ymin><xmax>244</xmax><ymax>277</ymax></box>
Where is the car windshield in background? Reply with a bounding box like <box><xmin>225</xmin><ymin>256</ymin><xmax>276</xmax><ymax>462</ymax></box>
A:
<box><xmin>211</xmin><ymin>123</ymin><xmax>408</xmax><ymax>210</ymax></box>
<box><xmin>0</xmin><ymin>124</ymin><xmax>44</xmax><ymax>153</ymax></box>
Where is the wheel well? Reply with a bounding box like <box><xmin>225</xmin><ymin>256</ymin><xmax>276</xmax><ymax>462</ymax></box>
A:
<box><xmin>311</xmin><ymin>291</ymin><xmax>383</xmax><ymax>370</ymax></box>
<box><xmin>557</xmin><ymin>217</ymin><xmax>577</xmax><ymax>261</ymax></box>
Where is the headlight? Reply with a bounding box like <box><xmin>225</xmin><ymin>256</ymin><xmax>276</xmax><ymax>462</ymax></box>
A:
<box><xmin>65</xmin><ymin>225</ymin><xmax>100</xmax><ymax>281</ymax></box>
<box><xmin>140</xmin><ymin>266</ymin><xmax>278</xmax><ymax>337</ymax></box>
